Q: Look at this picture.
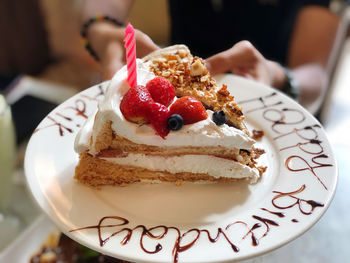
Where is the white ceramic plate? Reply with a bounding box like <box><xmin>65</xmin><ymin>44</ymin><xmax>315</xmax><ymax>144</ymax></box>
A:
<box><xmin>24</xmin><ymin>74</ymin><xmax>337</xmax><ymax>263</ymax></box>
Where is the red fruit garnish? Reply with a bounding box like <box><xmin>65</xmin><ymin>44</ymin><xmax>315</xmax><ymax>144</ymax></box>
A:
<box><xmin>169</xmin><ymin>96</ymin><xmax>208</xmax><ymax>124</ymax></box>
<box><xmin>120</xmin><ymin>83</ymin><xmax>171</xmax><ymax>138</ymax></box>
<box><xmin>146</xmin><ymin>77</ymin><xmax>175</xmax><ymax>107</ymax></box>
<box><xmin>120</xmin><ymin>85</ymin><xmax>153</xmax><ymax>124</ymax></box>
<box><xmin>145</xmin><ymin>102</ymin><xmax>170</xmax><ymax>139</ymax></box>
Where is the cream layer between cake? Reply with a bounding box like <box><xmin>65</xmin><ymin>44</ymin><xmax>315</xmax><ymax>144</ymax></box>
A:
<box><xmin>101</xmin><ymin>154</ymin><xmax>258</xmax><ymax>180</ymax></box>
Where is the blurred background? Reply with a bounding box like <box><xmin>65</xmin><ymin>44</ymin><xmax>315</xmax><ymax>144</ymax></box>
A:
<box><xmin>0</xmin><ymin>0</ymin><xmax>171</xmax><ymax>94</ymax></box>
<box><xmin>0</xmin><ymin>0</ymin><xmax>350</xmax><ymax>262</ymax></box>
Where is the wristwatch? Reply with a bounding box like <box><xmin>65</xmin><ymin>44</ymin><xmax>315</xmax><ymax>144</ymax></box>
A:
<box><xmin>282</xmin><ymin>67</ymin><xmax>299</xmax><ymax>102</ymax></box>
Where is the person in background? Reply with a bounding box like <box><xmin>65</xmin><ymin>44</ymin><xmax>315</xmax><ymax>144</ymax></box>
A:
<box><xmin>0</xmin><ymin>0</ymin><xmax>50</xmax><ymax>89</ymax></box>
<box><xmin>0</xmin><ymin>0</ymin><xmax>340</xmax><ymax>116</ymax></box>
<box><xmin>82</xmin><ymin>0</ymin><xmax>339</xmax><ymax>115</ymax></box>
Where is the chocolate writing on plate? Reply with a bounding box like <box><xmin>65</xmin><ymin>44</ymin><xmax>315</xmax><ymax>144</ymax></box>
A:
<box><xmin>238</xmin><ymin>92</ymin><xmax>333</xmax><ymax>190</ymax></box>
<box><xmin>70</xmin><ymin>185</ymin><xmax>323</xmax><ymax>263</ymax></box>
<box><xmin>272</xmin><ymin>184</ymin><xmax>324</xmax><ymax>215</ymax></box>
<box><xmin>34</xmin><ymin>85</ymin><xmax>105</xmax><ymax>136</ymax></box>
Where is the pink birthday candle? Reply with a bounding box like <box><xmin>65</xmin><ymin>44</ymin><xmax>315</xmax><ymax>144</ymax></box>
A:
<box><xmin>124</xmin><ymin>23</ymin><xmax>137</xmax><ymax>88</ymax></box>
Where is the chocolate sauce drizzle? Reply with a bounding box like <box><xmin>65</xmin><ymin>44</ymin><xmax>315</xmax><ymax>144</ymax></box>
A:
<box><xmin>70</xmin><ymin>185</ymin><xmax>323</xmax><ymax>263</ymax></box>
<box><xmin>70</xmin><ymin>217</ymin><xmax>240</xmax><ymax>263</ymax></box>
<box><xmin>273</xmin><ymin>124</ymin><xmax>321</xmax><ymax>141</ymax></box>
<box><xmin>81</xmin><ymin>85</ymin><xmax>105</xmax><ymax>101</ymax></box>
<box><xmin>34</xmin><ymin>85</ymin><xmax>105</xmax><ymax>136</ymax></box>
<box><xmin>65</xmin><ymin>99</ymin><xmax>88</xmax><ymax>119</ymax></box>
<box><xmin>239</xmin><ymin>92</ymin><xmax>333</xmax><ymax>190</ymax></box>
<box><xmin>263</xmin><ymin>108</ymin><xmax>306</xmax><ymax>134</ymax></box>
<box><xmin>237</xmin><ymin>92</ymin><xmax>282</xmax><ymax>114</ymax></box>
<box><xmin>240</xmin><ymin>221</ymin><xmax>261</xmax><ymax>246</ymax></box>
<box><xmin>272</xmin><ymin>184</ymin><xmax>324</xmax><ymax>215</ymax></box>
<box><xmin>285</xmin><ymin>155</ymin><xmax>332</xmax><ymax>190</ymax></box>
<box><xmin>260</xmin><ymin>208</ymin><xmax>285</xmax><ymax>218</ymax></box>
<box><xmin>33</xmin><ymin>116</ymin><xmax>73</xmax><ymax>136</ymax></box>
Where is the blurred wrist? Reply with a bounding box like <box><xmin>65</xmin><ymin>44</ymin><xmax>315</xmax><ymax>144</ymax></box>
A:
<box><xmin>281</xmin><ymin>66</ymin><xmax>300</xmax><ymax>101</ymax></box>
<box><xmin>84</xmin><ymin>19</ymin><xmax>124</xmax><ymax>61</ymax></box>
<box><xmin>267</xmin><ymin>61</ymin><xmax>299</xmax><ymax>101</ymax></box>
<box><xmin>89</xmin><ymin>22</ymin><xmax>122</xmax><ymax>59</ymax></box>
<box><xmin>268</xmin><ymin>61</ymin><xmax>287</xmax><ymax>90</ymax></box>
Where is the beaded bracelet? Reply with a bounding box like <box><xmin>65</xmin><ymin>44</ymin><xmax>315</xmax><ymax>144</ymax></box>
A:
<box><xmin>81</xmin><ymin>14</ymin><xmax>124</xmax><ymax>61</ymax></box>
<box><xmin>282</xmin><ymin>67</ymin><xmax>299</xmax><ymax>102</ymax></box>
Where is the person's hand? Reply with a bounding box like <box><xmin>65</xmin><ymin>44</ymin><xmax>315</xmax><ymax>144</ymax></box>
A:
<box><xmin>88</xmin><ymin>22</ymin><xmax>159</xmax><ymax>80</ymax></box>
<box><xmin>206</xmin><ymin>41</ymin><xmax>286</xmax><ymax>89</ymax></box>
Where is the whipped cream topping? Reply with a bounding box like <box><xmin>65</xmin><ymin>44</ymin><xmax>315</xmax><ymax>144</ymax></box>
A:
<box><xmin>101</xmin><ymin>153</ymin><xmax>259</xmax><ymax>181</ymax></box>
<box><xmin>75</xmin><ymin>59</ymin><xmax>255</xmax><ymax>155</ymax></box>
<box><xmin>74</xmin><ymin>109</ymin><xmax>96</xmax><ymax>154</ymax></box>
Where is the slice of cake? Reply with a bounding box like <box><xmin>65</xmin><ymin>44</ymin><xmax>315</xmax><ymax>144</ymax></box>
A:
<box><xmin>74</xmin><ymin>45</ymin><xmax>265</xmax><ymax>187</ymax></box>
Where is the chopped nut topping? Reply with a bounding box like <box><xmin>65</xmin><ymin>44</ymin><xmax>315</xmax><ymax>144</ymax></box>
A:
<box><xmin>252</xmin><ymin>129</ymin><xmax>264</xmax><ymax>139</ymax></box>
<box><xmin>218</xmin><ymin>84</ymin><xmax>230</xmax><ymax>97</ymax></box>
<box><xmin>179</xmin><ymin>75</ymin><xmax>183</xmax><ymax>84</ymax></box>
<box><xmin>148</xmin><ymin>49</ymin><xmax>246</xmax><ymax>131</ymax></box>
<box><xmin>200</xmin><ymin>75</ymin><xmax>209</xmax><ymax>82</ymax></box>
<box><xmin>190</xmin><ymin>59</ymin><xmax>206</xmax><ymax>76</ymax></box>
<box><xmin>178</xmin><ymin>50</ymin><xmax>187</xmax><ymax>58</ymax></box>
<box><xmin>162</xmin><ymin>71</ymin><xmax>171</xmax><ymax>77</ymax></box>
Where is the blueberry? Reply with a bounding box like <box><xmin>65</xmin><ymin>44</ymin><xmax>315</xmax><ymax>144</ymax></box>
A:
<box><xmin>212</xmin><ymin>110</ymin><xmax>226</xmax><ymax>125</ymax></box>
<box><xmin>167</xmin><ymin>114</ymin><xmax>183</xmax><ymax>131</ymax></box>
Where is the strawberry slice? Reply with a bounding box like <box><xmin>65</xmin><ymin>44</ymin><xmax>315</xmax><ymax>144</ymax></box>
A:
<box><xmin>145</xmin><ymin>102</ymin><xmax>170</xmax><ymax>139</ymax></box>
<box><xmin>146</xmin><ymin>77</ymin><xmax>175</xmax><ymax>107</ymax></box>
<box><xmin>120</xmin><ymin>85</ymin><xmax>153</xmax><ymax>124</ymax></box>
<box><xmin>169</xmin><ymin>97</ymin><xmax>208</xmax><ymax>124</ymax></box>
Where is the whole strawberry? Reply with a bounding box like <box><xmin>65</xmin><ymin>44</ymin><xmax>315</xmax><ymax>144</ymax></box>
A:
<box><xmin>169</xmin><ymin>97</ymin><xmax>208</xmax><ymax>124</ymax></box>
<box><xmin>146</xmin><ymin>77</ymin><xmax>175</xmax><ymax>107</ymax></box>
<box><xmin>120</xmin><ymin>85</ymin><xmax>153</xmax><ymax>124</ymax></box>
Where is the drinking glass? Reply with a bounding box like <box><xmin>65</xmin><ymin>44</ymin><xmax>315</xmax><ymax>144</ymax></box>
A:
<box><xmin>0</xmin><ymin>94</ymin><xmax>19</xmax><ymax>250</ymax></box>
